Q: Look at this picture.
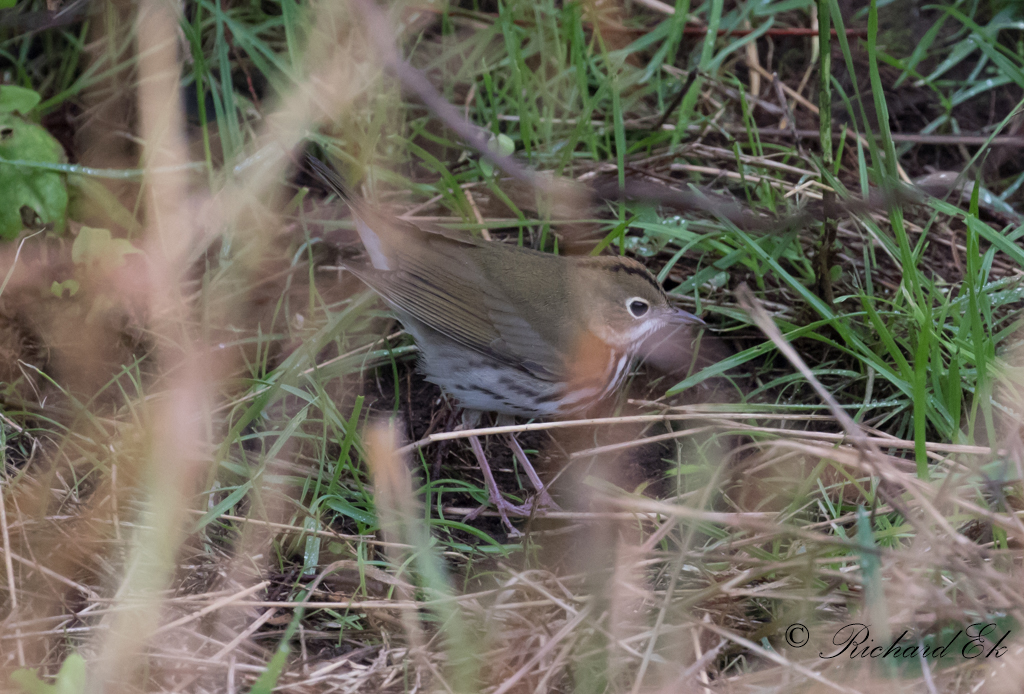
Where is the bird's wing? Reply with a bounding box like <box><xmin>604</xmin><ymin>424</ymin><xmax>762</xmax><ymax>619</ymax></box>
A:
<box><xmin>346</xmin><ymin>246</ymin><xmax>566</xmax><ymax>381</ymax></box>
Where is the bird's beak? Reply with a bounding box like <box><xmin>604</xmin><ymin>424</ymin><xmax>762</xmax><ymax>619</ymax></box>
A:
<box><xmin>670</xmin><ymin>307</ymin><xmax>705</xmax><ymax>327</ymax></box>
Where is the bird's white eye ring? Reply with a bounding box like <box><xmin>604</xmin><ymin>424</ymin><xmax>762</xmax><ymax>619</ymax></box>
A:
<box><xmin>627</xmin><ymin>297</ymin><xmax>650</xmax><ymax>318</ymax></box>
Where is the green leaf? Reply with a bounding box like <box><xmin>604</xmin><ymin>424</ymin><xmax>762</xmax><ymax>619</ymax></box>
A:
<box><xmin>0</xmin><ymin>86</ymin><xmax>41</xmax><ymax>115</ymax></box>
<box><xmin>248</xmin><ymin>647</ymin><xmax>289</xmax><ymax>694</ymax></box>
<box><xmin>10</xmin><ymin>653</ymin><xmax>87</xmax><ymax>694</ymax></box>
<box><xmin>0</xmin><ymin>113</ymin><xmax>68</xmax><ymax>239</ymax></box>
<box><xmin>479</xmin><ymin>133</ymin><xmax>515</xmax><ymax>177</ymax></box>
<box><xmin>857</xmin><ymin>507</ymin><xmax>889</xmax><ymax>639</ymax></box>
<box><xmin>71</xmin><ymin>227</ymin><xmax>142</xmax><ymax>272</ymax></box>
<box><xmin>50</xmin><ymin>279</ymin><xmax>80</xmax><ymax>298</ymax></box>
<box><xmin>66</xmin><ymin>174</ymin><xmax>142</xmax><ymax>235</ymax></box>
<box><xmin>302</xmin><ymin>515</ymin><xmax>321</xmax><ymax>576</ymax></box>
<box><xmin>193</xmin><ymin>482</ymin><xmax>252</xmax><ymax>531</ymax></box>
<box><xmin>493</xmin><ymin>133</ymin><xmax>515</xmax><ymax>158</ymax></box>
<box><xmin>324</xmin><ymin>496</ymin><xmax>377</xmax><ymax>526</ymax></box>
<box><xmin>10</xmin><ymin>669</ymin><xmax>55</xmax><ymax>694</ymax></box>
<box><xmin>53</xmin><ymin>654</ymin><xmax>86</xmax><ymax>694</ymax></box>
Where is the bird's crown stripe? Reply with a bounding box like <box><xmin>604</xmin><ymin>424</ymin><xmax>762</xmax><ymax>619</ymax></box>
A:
<box><xmin>580</xmin><ymin>258</ymin><xmax>665</xmax><ymax>293</ymax></box>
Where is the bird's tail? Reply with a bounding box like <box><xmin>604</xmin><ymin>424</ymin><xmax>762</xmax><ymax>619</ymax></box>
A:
<box><xmin>306</xmin><ymin>154</ymin><xmax>352</xmax><ymax>201</ymax></box>
<box><xmin>306</xmin><ymin>154</ymin><xmax>392</xmax><ymax>271</ymax></box>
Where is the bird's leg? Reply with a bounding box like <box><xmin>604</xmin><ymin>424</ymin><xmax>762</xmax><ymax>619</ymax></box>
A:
<box><xmin>460</xmin><ymin>412</ymin><xmax>561</xmax><ymax>534</ymax></box>
<box><xmin>459</xmin><ymin>410</ymin><xmax>529</xmax><ymax>535</ymax></box>
<box><xmin>465</xmin><ymin>435</ymin><xmax>528</xmax><ymax>537</ymax></box>
<box><xmin>505</xmin><ymin>434</ymin><xmax>561</xmax><ymax>513</ymax></box>
<box><xmin>493</xmin><ymin>414</ymin><xmax>561</xmax><ymax>513</ymax></box>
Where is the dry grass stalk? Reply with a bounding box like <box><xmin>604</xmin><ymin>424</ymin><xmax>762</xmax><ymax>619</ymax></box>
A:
<box><xmin>88</xmin><ymin>0</ymin><xmax>211</xmax><ymax>688</ymax></box>
<box><xmin>363</xmin><ymin>419</ymin><xmax>430</xmax><ymax>684</ymax></box>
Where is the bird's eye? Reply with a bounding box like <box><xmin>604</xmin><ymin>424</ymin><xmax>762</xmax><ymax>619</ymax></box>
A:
<box><xmin>627</xmin><ymin>298</ymin><xmax>650</xmax><ymax>318</ymax></box>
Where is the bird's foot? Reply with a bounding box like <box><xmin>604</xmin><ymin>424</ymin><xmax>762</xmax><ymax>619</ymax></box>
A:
<box><xmin>528</xmin><ymin>488</ymin><xmax>561</xmax><ymax>514</ymax></box>
<box><xmin>505</xmin><ymin>434</ymin><xmax>562</xmax><ymax>514</ymax></box>
<box><xmin>462</xmin><ymin>420</ymin><xmax>561</xmax><ymax>538</ymax></box>
<box><xmin>467</xmin><ymin>434</ymin><xmax>535</xmax><ymax>537</ymax></box>
<box><xmin>464</xmin><ymin>496</ymin><xmax>529</xmax><ymax>537</ymax></box>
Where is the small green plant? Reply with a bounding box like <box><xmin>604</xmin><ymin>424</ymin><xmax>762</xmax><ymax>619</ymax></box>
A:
<box><xmin>70</xmin><ymin>226</ymin><xmax>142</xmax><ymax>275</ymax></box>
<box><xmin>0</xmin><ymin>86</ymin><xmax>68</xmax><ymax>239</ymax></box>
<box><xmin>49</xmin><ymin>227</ymin><xmax>141</xmax><ymax>309</ymax></box>
<box><xmin>10</xmin><ymin>653</ymin><xmax>87</xmax><ymax>694</ymax></box>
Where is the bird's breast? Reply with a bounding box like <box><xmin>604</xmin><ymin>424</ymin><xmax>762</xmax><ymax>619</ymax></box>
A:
<box><xmin>560</xmin><ymin>331</ymin><xmax>632</xmax><ymax>410</ymax></box>
<box><xmin>403</xmin><ymin>316</ymin><xmax>633</xmax><ymax>419</ymax></box>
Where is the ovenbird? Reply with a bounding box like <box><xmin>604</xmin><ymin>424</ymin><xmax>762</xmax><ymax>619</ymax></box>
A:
<box><xmin>310</xmin><ymin>157</ymin><xmax>702</xmax><ymax>531</ymax></box>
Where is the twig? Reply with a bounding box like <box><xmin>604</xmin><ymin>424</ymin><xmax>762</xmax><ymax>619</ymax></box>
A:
<box><xmin>733</xmin><ymin>286</ymin><xmax>971</xmax><ymax>554</ymax></box>
<box><xmin>490</xmin><ymin>604</ymin><xmax>594</xmax><ymax>694</ymax></box>
<box><xmin>350</xmin><ymin>0</ymin><xmax>538</xmax><ymax>187</ymax></box>
<box><xmin>400</xmin><ymin>410</ymin><xmax>1005</xmax><ymax>455</ymax></box>
<box><xmin>568</xmin><ymin>426</ymin><xmax>719</xmax><ymax>460</ymax></box>
<box><xmin>631</xmin><ymin>0</ymin><xmax>680</xmax><ymax>15</ymax></box>
<box><xmin>0</xmin><ymin>477</ymin><xmax>24</xmax><ymax>666</ymax></box>
<box><xmin>743</xmin><ymin>129</ymin><xmax>1024</xmax><ymax>147</ymax></box>
<box><xmin>736</xmin><ymin>285</ymin><xmax>880</xmax><ymax>457</ymax></box>
<box><xmin>699</xmin><ymin>620</ymin><xmax>864</xmax><ymax>694</ymax></box>
<box><xmin>745</xmin><ymin>61</ymin><xmax>819</xmax><ymax>114</ymax></box>
<box><xmin>151</xmin><ymin>581</ymin><xmax>271</xmax><ymax>637</ymax></box>
<box><xmin>1</xmin><ymin>547</ymin><xmax>98</xmax><ymax>599</ymax></box>
<box><xmin>681</xmin><ymin>27</ymin><xmax>868</xmax><ymax>37</ymax></box>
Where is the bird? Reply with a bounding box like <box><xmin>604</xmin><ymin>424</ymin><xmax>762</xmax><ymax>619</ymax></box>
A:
<box><xmin>308</xmin><ymin>156</ymin><xmax>704</xmax><ymax>533</ymax></box>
